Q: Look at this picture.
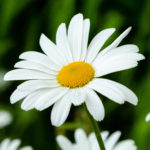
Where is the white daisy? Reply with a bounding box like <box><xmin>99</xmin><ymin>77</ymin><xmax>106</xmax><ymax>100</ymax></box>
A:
<box><xmin>57</xmin><ymin>128</ymin><xmax>137</xmax><ymax>150</ymax></box>
<box><xmin>0</xmin><ymin>139</ymin><xmax>33</xmax><ymax>150</ymax></box>
<box><xmin>145</xmin><ymin>113</ymin><xmax>150</xmax><ymax>122</ymax></box>
<box><xmin>4</xmin><ymin>13</ymin><xmax>144</xmax><ymax>126</ymax></box>
<box><xmin>0</xmin><ymin>110</ymin><xmax>12</xmax><ymax>129</ymax></box>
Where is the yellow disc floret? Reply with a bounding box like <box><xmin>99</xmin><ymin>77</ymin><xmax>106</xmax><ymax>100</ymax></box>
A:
<box><xmin>57</xmin><ymin>61</ymin><xmax>95</xmax><ymax>88</ymax></box>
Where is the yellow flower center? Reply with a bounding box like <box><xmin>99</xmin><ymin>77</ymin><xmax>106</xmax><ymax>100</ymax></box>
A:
<box><xmin>57</xmin><ymin>61</ymin><xmax>95</xmax><ymax>88</ymax></box>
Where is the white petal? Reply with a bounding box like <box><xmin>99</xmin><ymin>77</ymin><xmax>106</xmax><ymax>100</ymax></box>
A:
<box><xmin>4</xmin><ymin>69</ymin><xmax>56</xmax><ymax>81</ymax></box>
<box><xmin>57</xmin><ymin>135</ymin><xmax>73</xmax><ymax>150</ymax></box>
<box><xmin>17</xmin><ymin>80</ymin><xmax>59</xmax><ymax>92</ymax></box>
<box><xmin>88</xmin><ymin>133</ymin><xmax>99</xmax><ymax>150</ymax></box>
<box><xmin>85</xmin><ymin>28</ymin><xmax>115</xmax><ymax>63</ymax></box>
<box><xmin>35</xmin><ymin>87</ymin><xmax>68</xmax><ymax>111</ymax></box>
<box><xmin>19</xmin><ymin>51</ymin><xmax>60</xmax><ymax>71</ymax></box>
<box><xmin>51</xmin><ymin>95</ymin><xmax>72</xmax><ymax>126</ymax></box>
<box><xmin>88</xmin><ymin>78</ymin><xmax>138</xmax><ymax>105</ymax></box>
<box><xmin>0</xmin><ymin>139</ymin><xmax>10</xmax><ymax>150</ymax></box>
<box><xmin>113</xmin><ymin>140</ymin><xmax>137</xmax><ymax>150</ymax></box>
<box><xmin>74</xmin><ymin>129</ymin><xmax>90</xmax><ymax>150</ymax></box>
<box><xmin>85</xmin><ymin>88</ymin><xmax>105</xmax><ymax>121</ymax></box>
<box><xmin>9</xmin><ymin>140</ymin><xmax>21</xmax><ymax>150</ymax></box>
<box><xmin>15</xmin><ymin>60</ymin><xmax>57</xmax><ymax>75</ymax></box>
<box><xmin>87</xmin><ymin>78</ymin><xmax>125</xmax><ymax>104</ymax></box>
<box><xmin>21</xmin><ymin>89</ymin><xmax>51</xmax><ymax>111</ymax></box>
<box><xmin>105</xmin><ymin>131</ymin><xmax>121</xmax><ymax>150</ymax></box>
<box><xmin>90</xmin><ymin>141</ymin><xmax>99</xmax><ymax>150</ymax></box>
<box><xmin>88</xmin><ymin>133</ymin><xmax>96</xmax><ymax>143</ymax></box>
<box><xmin>68</xmin><ymin>13</ymin><xmax>83</xmax><ymax>61</ymax></box>
<box><xmin>40</xmin><ymin>34</ymin><xmax>65</xmax><ymax>66</ymax></box>
<box><xmin>146</xmin><ymin>113</ymin><xmax>150</xmax><ymax>122</ymax></box>
<box><xmin>67</xmin><ymin>88</ymin><xmax>86</xmax><ymax>106</ymax></box>
<box><xmin>80</xmin><ymin>19</ymin><xmax>90</xmax><ymax>61</ymax></box>
<box><xmin>56</xmin><ymin>23</ymin><xmax>73</xmax><ymax>63</ymax></box>
<box><xmin>19</xmin><ymin>146</ymin><xmax>33</xmax><ymax>150</ymax></box>
<box><xmin>98</xmin><ymin>27</ymin><xmax>132</xmax><ymax>57</ymax></box>
<box><xmin>101</xmin><ymin>131</ymin><xmax>109</xmax><ymax>141</ymax></box>
<box><xmin>10</xmin><ymin>89</ymin><xmax>31</xmax><ymax>104</ymax></box>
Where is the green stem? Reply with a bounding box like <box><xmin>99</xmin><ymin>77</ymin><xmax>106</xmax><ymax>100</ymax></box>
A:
<box><xmin>83</xmin><ymin>103</ymin><xmax>106</xmax><ymax>150</ymax></box>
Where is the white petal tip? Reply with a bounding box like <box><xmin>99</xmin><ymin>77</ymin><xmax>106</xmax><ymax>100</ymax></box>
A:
<box><xmin>51</xmin><ymin>113</ymin><xmax>64</xmax><ymax>127</ymax></box>
<box><xmin>10</xmin><ymin>97</ymin><xmax>16</xmax><ymax>104</ymax></box>
<box><xmin>19</xmin><ymin>52</ymin><xmax>28</xmax><ymax>59</ymax></box>
<box><xmin>3</xmin><ymin>73</ymin><xmax>10</xmax><ymax>81</ymax></box>
<box><xmin>51</xmin><ymin>120</ymin><xmax>62</xmax><ymax>127</ymax></box>
<box><xmin>106</xmin><ymin>28</ymin><xmax>116</xmax><ymax>33</ymax></box>
<box><xmin>52</xmin><ymin>123</ymin><xmax>61</xmax><ymax>127</ymax></box>
<box><xmin>115</xmin><ymin>131</ymin><xmax>122</xmax><ymax>136</ymax></box>
<box><xmin>35</xmin><ymin>105</ymin><xmax>46</xmax><ymax>111</ymax></box>
<box><xmin>96</xmin><ymin>116</ymin><xmax>104</xmax><ymax>122</ymax></box>
<box><xmin>21</xmin><ymin>105</ymin><xmax>30</xmax><ymax>111</ymax></box>
<box><xmin>131</xmin><ymin>97</ymin><xmax>138</xmax><ymax>106</ymax></box>
<box><xmin>10</xmin><ymin>100</ymin><xmax>16</xmax><ymax>104</ymax></box>
<box><xmin>140</xmin><ymin>55</ymin><xmax>145</xmax><ymax>60</ymax></box>
<box><xmin>39</xmin><ymin>33</ymin><xmax>47</xmax><ymax>44</ymax></box>
<box><xmin>56</xmin><ymin>135</ymin><xmax>64</xmax><ymax>143</ymax></box>
<box><xmin>14</xmin><ymin>63</ymin><xmax>19</xmax><ymax>68</ymax></box>
<box><xmin>127</xmin><ymin>26</ymin><xmax>132</xmax><ymax>31</ymax></box>
<box><xmin>112</xmin><ymin>28</ymin><xmax>116</xmax><ymax>31</ymax></box>
<box><xmin>35</xmin><ymin>107</ymin><xmax>43</xmax><ymax>111</ymax></box>
<box><xmin>146</xmin><ymin>113</ymin><xmax>150</xmax><ymax>122</ymax></box>
<box><xmin>75</xmin><ymin>13</ymin><xmax>83</xmax><ymax>18</ymax></box>
<box><xmin>93</xmin><ymin>110</ymin><xmax>105</xmax><ymax>122</ymax></box>
<box><xmin>134</xmin><ymin>101</ymin><xmax>138</xmax><ymax>106</ymax></box>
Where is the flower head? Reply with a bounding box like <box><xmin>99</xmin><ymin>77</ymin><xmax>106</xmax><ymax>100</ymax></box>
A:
<box><xmin>0</xmin><ymin>139</ymin><xmax>33</xmax><ymax>150</ymax></box>
<box><xmin>0</xmin><ymin>110</ymin><xmax>12</xmax><ymax>129</ymax></box>
<box><xmin>4</xmin><ymin>13</ymin><xmax>144</xmax><ymax>126</ymax></box>
<box><xmin>57</xmin><ymin>128</ymin><xmax>137</xmax><ymax>150</ymax></box>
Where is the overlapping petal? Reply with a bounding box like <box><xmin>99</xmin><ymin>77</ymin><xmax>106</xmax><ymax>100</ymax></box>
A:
<box><xmin>51</xmin><ymin>94</ymin><xmax>72</xmax><ymax>126</ymax></box>
<box><xmin>93</xmin><ymin>45</ymin><xmax>144</xmax><ymax>77</ymax></box>
<box><xmin>87</xmin><ymin>78</ymin><xmax>138</xmax><ymax>105</ymax></box>
<box><xmin>86</xmin><ymin>28</ymin><xmax>115</xmax><ymax>63</ymax></box>
<box><xmin>56</xmin><ymin>23</ymin><xmax>73</xmax><ymax>63</ymax></box>
<box><xmin>68</xmin><ymin>13</ymin><xmax>83</xmax><ymax>61</ymax></box>
<box><xmin>85</xmin><ymin>88</ymin><xmax>104</xmax><ymax>121</ymax></box>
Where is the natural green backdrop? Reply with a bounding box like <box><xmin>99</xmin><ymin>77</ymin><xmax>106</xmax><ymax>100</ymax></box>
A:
<box><xmin>0</xmin><ymin>0</ymin><xmax>150</xmax><ymax>149</ymax></box>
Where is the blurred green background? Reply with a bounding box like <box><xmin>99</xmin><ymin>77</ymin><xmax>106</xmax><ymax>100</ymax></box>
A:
<box><xmin>0</xmin><ymin>0</ymin><xmax>150</xmax><ymax>149</ymax></box>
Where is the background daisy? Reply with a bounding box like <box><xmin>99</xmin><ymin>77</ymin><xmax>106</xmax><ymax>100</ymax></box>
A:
<box><xmin>57</xmin><ymin>128</ymin><xmax>137</xmax><ymax>150</ymax></box>
<box><xmin>0</xmin><ymin>139</ymin><xmax>33</xmax><ymax>150</ymax></box>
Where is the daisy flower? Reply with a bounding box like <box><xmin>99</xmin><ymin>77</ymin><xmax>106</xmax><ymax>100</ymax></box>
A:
<box><xmin>4</xmin><ymin>13</ymin><xmax>144</xmax><ymax>126</ymax></box>
<box><xmin>57</xmin><ymin>128</ymin><xmax>137</xmax><ymax>150</ymax></box>
<box><xmin>145</xmin><ymin>113</ymin><xmax>150</xmax><ymax>122</ymax></box>
<box><xmin>0</xmin><ymin>139</ymin><xmax>32</xmax><ymax>150</ymax></box>
<box><xmin>0</xmin><ymin>110</ymin><xmax>12</xmax><ymax>129</ymax></box>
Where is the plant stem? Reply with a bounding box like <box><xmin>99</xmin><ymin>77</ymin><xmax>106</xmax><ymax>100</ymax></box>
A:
<box><xmin>83</xmin><ymin>103</ymin><xmax>106</xmax><ymax>150</ymax></box>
